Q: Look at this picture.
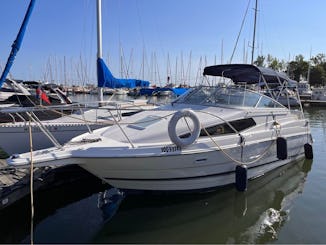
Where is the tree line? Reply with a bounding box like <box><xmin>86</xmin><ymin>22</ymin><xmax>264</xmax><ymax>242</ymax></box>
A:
<box><xmin>254</xmin><ymin>53</ymin><xmax>326</xmax><ymax>87</ymax></box>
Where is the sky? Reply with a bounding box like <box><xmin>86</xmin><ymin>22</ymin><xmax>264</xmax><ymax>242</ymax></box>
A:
<box><xmin>1</xmin><ymin>0</ymin><xmax>326</xmax><ymax>86</ymax></box>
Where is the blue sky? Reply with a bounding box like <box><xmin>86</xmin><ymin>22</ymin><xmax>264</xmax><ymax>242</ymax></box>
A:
<box><xmin>1</xmin><ymin>0</ymin><xmax>326</xmax><ymax>86</ymax></box>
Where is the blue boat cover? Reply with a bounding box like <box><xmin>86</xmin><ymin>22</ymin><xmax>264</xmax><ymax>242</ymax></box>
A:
<box><xmin>171</xmin><ymin>88</ymin><xmax>188</xmax><ymax>96</ymax></box>
<box><xmin>139</xmin><ymin>87</ymin><xmax>188</xmax><ymax>96</ymax></box>
<box><xmin>0</xmin><ymin>0</ymin><xmax>36</xmax><ymax>87</ymax></box>
<box><xmin>97</xmin><ymin>58</ymin><xmax>149</xmax><ymax>88</ymax></box>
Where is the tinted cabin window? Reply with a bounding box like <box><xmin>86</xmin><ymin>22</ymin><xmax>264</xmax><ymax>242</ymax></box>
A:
<box><xmin>180</xmin><ymin>118</ymin><xmax>256</xmax><ymax>138</ymax></box>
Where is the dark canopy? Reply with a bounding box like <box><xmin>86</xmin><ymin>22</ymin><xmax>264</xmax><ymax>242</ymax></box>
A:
<box><xmin>203</xmin><ymin>64</ymin><xmax>292</xmax><ymax>85</ymax></box>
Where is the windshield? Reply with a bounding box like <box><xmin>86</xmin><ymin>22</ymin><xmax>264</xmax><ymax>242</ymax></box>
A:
<box><xmin>175</xmin><ymin>86</ymin><xmax>284</xmax><ymax>108</ymax></box>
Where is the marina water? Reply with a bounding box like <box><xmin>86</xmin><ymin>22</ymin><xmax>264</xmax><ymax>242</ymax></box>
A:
<box><xmin>0</xmin><ymin>95</ymin><xmax>325</xmax><ymax>243</ymax></box>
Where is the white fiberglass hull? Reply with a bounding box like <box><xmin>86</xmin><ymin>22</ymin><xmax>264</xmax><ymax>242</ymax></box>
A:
<box><xmin>82</xmin><ymin>155</ymin><xmax>304</xmax><ymax>191</ymax></box>
<box><xmin>7</xmin><ymin>124</ymin><xmax>308</xmax><ymax>191</ymax></box>
<box><xmin>77</xmin><ymin>135</ymin><xmax>306</xmax><ymax>191</ymax></box>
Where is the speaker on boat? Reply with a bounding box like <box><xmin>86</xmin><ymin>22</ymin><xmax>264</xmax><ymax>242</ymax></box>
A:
<box><xmin>277</xmin><ymin>137</ymin><xmax>287</xmax><ymax>160</ymax></box>
<box><xmin>235</xmin><ymin>165</ymin><xmax>248</xmax><ymax>192</ymax></box>
<box><xmin>304</xmin><ymin>143</ymin><xmax>313</xmax><ymax>159</ymax></box>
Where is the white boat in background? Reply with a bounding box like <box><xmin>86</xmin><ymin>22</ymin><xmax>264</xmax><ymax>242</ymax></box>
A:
<box><xmin>0</xmin><ymin>0</ymin><xmax>157</xmax><ymax>155</ymax></box>
<box><xmin>297</xmin><ymin>81</ymin><xmax>312</xmax><ymax>100</ymax></box>
<box><xmin>0</xmin><ymin>99</ymin><xmax>156</xmax><ymax>155</ymax></box>
<box><xmin>114</xmin><ymin>88</ymin><xmax>128</xmax><ymax>95</ymax></box>
<box><xmin>311</xmin><ymin>87</ymin><xmax>326</xmax><ymax>101</ymax></box>
<box><xmin>7</xmin><ymin>64</ymin><xmax>313</xmax><ymax>192</ymax></box>
<box><xmin>0</xmin><ymin>79</ymin><xmax>31</xmax><ymax>103</ymax></box>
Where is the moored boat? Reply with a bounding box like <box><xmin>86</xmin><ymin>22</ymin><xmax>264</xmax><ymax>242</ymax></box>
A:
<box><xmin>7</xmin><ymin>64</ymin><xmax>313</xmax><ymax>191</ymax></box>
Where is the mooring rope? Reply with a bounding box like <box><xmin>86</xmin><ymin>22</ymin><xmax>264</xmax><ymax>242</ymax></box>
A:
<box><xmin>201</xmin><ymin>126</ymin><xmax>276</xmax><ymax>166</ymax></box>
<box><xmin>28</xmin><ymin>115</ymin><xmax>34</xmax><ymax>245</ymax></box>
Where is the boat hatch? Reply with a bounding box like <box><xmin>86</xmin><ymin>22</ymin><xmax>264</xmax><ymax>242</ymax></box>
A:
<box><xmin>127</xmin><ymin>115</ymin><xmax>162</xmax><ymax>130</ymax></box>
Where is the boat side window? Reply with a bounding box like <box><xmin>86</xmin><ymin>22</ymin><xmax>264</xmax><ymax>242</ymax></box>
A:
<box><xmin>201</xmin><ymin>118</ymin><xmax>256</xmax><ymax>136</ymax></box>
<box><xmin>179</xmin><ymin>118</ymin><xmax>256</xmax><ymax>138</ymax></box>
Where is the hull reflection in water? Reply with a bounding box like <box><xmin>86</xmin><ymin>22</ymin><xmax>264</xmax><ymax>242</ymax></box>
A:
<box><xmin>0</xmin><ymin>172</ymin><xmax>108</xmax><ymax>244</ymax></box>
<box><xmin>94</xmin><ymin>158</ymin><xmax>312</xmax><ymax>244</ymax></box>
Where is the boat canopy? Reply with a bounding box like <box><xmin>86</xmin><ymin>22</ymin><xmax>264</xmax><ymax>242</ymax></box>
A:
<box><xmin>97</xmin><ymin>58</ymin><xmax>150</xmax><ymax>88</ymax></box>
<box><xmin>203</xmin><ymin>64</ymin><xmax>293</xmax><ymax>85</ymax></box>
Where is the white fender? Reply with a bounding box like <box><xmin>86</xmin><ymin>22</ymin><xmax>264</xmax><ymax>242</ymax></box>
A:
<box><xmin>168</xmin><ymin>109</ymin><xmax>201</xmax><ymax>147</ymax></box>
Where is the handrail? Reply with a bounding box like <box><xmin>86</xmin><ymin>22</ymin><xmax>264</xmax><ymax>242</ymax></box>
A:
<box><xmin>27</xmin><ymin>112</ymin><xmax>62</xmax><ymax>149</ymax></box>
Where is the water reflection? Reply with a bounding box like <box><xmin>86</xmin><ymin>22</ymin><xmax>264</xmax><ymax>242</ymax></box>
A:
<box><xmin>0</xmin><ymin>173</ymin><xmax>107</xmax><ymax>244</ymax></box>
<box><xmin>304</xmin><ymin>107</ymin><xmax>326</xmax><ymax>127</ymax></box>
<box><xmin>0</xmin><ymin>152</ymin><xmax>314</xmax><ymax>243</ymax></box>
<box><xmin>94</xmin><ymin>159</ymin><xmax>313</xmax><ymax>244</ymax></box>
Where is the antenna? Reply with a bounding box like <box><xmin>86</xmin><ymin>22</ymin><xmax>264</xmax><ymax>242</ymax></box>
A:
<box><xmin>251</xmin><ymin>0</ymin><xmax>258</xmax><ymax>65</ymax></box>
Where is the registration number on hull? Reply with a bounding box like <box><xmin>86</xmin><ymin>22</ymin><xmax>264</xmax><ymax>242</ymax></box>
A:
<box><xmin>161</xmin><ymin>145</ymin><xmax>181</xmax><ymax>152</ymax></box>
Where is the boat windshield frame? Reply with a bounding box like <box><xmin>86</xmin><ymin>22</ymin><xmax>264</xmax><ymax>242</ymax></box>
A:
<box><xmin>174</xmin><ymin>85</ymin><xmax>286</xmax><ymax>109</ymax></box>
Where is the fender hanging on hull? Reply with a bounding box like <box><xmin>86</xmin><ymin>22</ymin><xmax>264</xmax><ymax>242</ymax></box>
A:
<box><xmin>277</xmin><ymin>137</ymin><xmax>287</xmax><ymax>160</ymax></box>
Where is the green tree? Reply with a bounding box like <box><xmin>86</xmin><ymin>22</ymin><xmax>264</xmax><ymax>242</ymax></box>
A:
<box><xmin>309</xmin><ymin>66</ymin><xmax>326</xmax><ymax>86</ymax></box>
<box><xmin>287</xmin><ymin>55</ymin><xmax>309</xmax><ymax>81</ymax></box>
<box><xmin>308</xmin><ymin>53</ymin><xmax>326</xmax><ymax>86</ymax></box>
<box><xmin>311</xmin><ymin>53</ymin><xmax>326</xmax><ymax>66</ymax></box>
<box><xmin>254</xmin><ymin>55</ymin><xmax>265</xmax><ymax>67</ymax></box>
<box><xmin>267</xmin><ymin>56</ymin><xmax>285</xmax><ymax>71</ymax></box>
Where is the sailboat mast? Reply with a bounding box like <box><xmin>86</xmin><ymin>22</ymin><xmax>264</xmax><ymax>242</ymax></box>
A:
<box><xmin>0</xmin><ymin>0</ymin><xmax>36</xmax><ymax>87</ymax></box>
<box><xmin>97</xmin><ymin>0</ymin><xmax>104</xmax><ymax>102</ymax></box>
<box><xmin>251</xmin><ymin>0</ymin><xmax>258</xmax><ymax>65</ymax></box>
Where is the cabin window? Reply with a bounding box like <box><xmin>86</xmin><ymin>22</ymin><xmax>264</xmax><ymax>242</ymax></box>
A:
<box><xmin>180</xmin><ymin>118</ymin><xmax>256</xmax><ymax>138</ymax></box>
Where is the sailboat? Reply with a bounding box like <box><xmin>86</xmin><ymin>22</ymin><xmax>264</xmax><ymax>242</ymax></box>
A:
<box><xmin>0</xmin><ymin>0</ymin><xmax>156</xmax><ymax>155</ymax></box>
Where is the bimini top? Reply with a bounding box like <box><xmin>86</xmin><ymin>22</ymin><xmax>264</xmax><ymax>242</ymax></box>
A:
<box><xmin>203</xmin><ymin>64</ymin><xmax>292</xmax><ymax>85</ymax></box>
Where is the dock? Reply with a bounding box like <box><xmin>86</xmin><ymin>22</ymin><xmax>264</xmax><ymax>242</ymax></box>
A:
<box><xmin>301</xmin><ymin>99</ymin><xmax>326</xmax><ymax>107</ymax></box>
<box><xmin>0</xmin><ymin>159</ymin><xmax>105</xmax><ymax>210</ymax></box>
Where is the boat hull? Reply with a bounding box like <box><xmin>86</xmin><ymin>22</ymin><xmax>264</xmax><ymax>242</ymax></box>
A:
<box><xmin>82</xmin><ymin>155</ymin><xmax>304</xmax><ymax>191</ymax></box>
<box><xmin>79</xmin><ymin>135</ymin><xmax>307</xmax><ymax>191</ymax></box>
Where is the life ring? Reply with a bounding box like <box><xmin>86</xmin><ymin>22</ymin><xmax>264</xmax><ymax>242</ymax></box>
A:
<box><xmin>168</xmin><ymin>109</ymin><xmax>201</xmax><ymax>147</ymax></box>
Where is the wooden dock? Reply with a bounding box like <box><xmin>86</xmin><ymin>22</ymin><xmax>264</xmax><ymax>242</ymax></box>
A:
<box><xmin>0</xmin><ymin>159</ymin><xmax>105</xmax><ymax>210</ymax></box>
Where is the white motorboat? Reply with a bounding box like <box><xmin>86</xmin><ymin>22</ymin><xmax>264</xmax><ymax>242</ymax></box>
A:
<box><xmin>7</xmin><ymin>64</ymin><xmax>313</xmax><ymax>191</ymax></box>
<box><xmin>311</xmin><ymin>87</ymin><xmax>326</xmax><ymax>101</ymax></box>
<box><xmin>297</xmin><ymin>81</ymin><xmax>312</xmax><ymax>100</ymax></box>
<box><xmin>0</xmin><ymin>99</ymin><xmax>156</xmax><ymax>155</ymax></box>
